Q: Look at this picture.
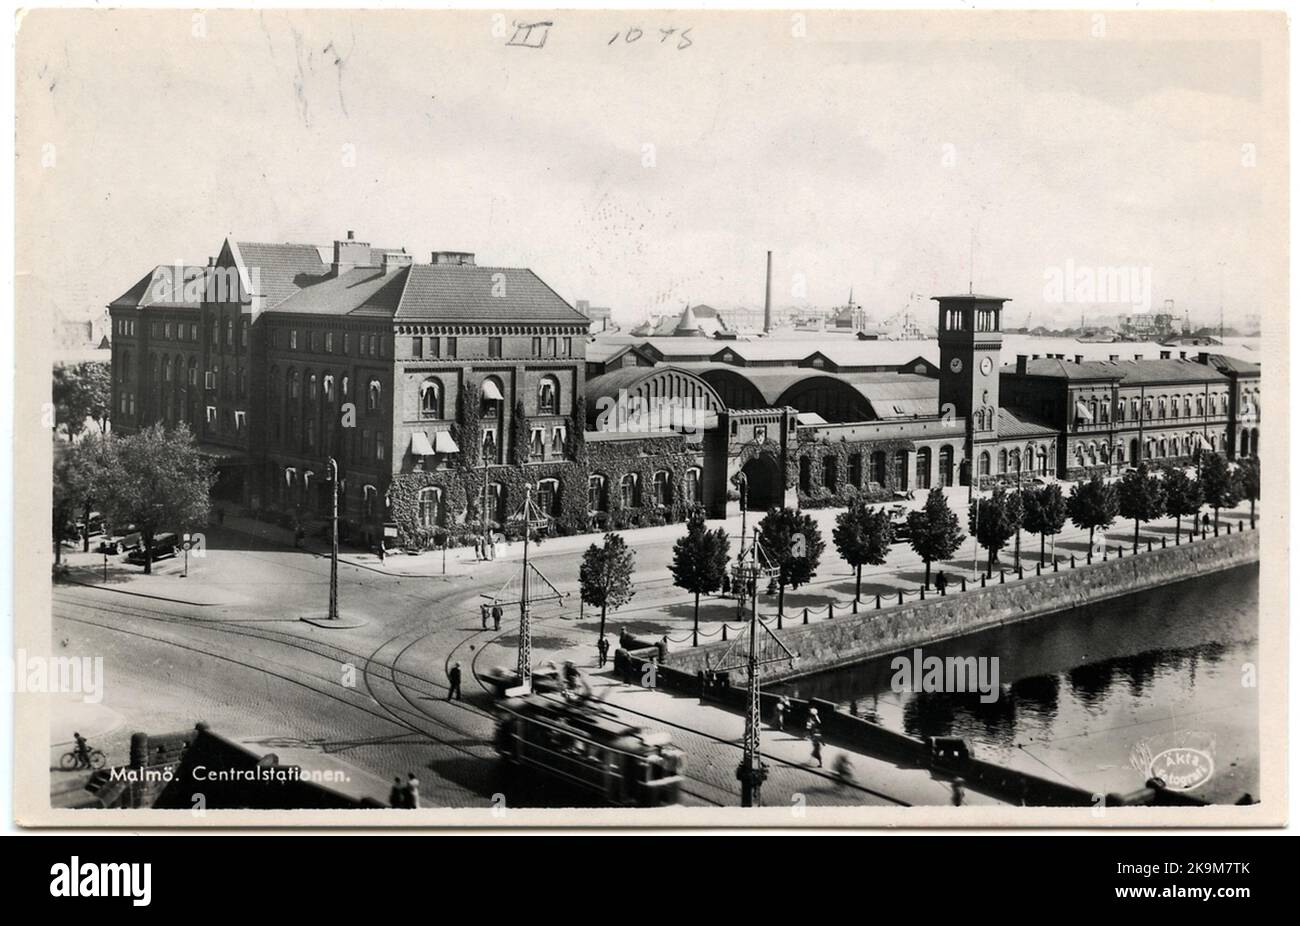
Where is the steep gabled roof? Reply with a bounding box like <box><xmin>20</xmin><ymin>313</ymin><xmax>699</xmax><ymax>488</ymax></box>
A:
<box><xmin>268</xmin><ymin>266</ymin><xmax>410</xmax><ymax>317</ymax></box>
<box><xmin>110</xmin><ymin>265</ymin><xmax>209</xmax><ymax>310</ymax></box>
<box><xmin>395</xmin><ymin>264</ymin><xmax>588</xmax><ymax>324</ymax></box>
<box><xmin>234</xmin><ymin>241</ymin><xmax>330</xmax><ymax>308</ymax></box>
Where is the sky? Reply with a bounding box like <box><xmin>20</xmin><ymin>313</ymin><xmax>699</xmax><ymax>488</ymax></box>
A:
<box><xmin>15</xmin><ymin>9</ymin><xmax>1287</xmax><ymax>330</ymax></box>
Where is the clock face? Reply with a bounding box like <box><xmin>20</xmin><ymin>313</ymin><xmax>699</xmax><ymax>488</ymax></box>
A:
<box><xmin>980</xmin><ymin>357</ymin><xmax>993</xmax><ymax>376</ymax></box>
<box><xmin>949</xmin><ymin>357</ymin><xmax>963</xmax><ymax>373</ymax></box>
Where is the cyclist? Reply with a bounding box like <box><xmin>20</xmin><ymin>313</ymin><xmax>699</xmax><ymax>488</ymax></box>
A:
<box><xmin>73</xmin><ymin>731</ymin><xmax>91</xmax><ymax>767</ymax></box>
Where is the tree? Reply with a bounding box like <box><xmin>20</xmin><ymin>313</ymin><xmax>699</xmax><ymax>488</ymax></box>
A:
<box><xmin>757</xmin><ymin>507</ymin><xmax>825</xmax><ymax>620</ymax></box>
<box><xmin>669</xmin><ymin>507</ymin><xmax>731</xmax><ymax>646</ymax></box>
<box><xmin>510</xmin><ymin>398</ymin><xmax>529</xmax><ymax>466</ymax></box>
<box><xmin>579</xmin><ymin>532</ymin><xmax>637</xmax><ymax>641</ymax></box>
<box><xmin>1199</xmin><ymin>453</ymin><xmax>1241</xmax><ymax>532</ymax></box>
<box><xmin>52</xmin><ymin>361</ymin><xmax>112</xmax><ymax>439</ymax></box>
<box><xmin>1237</xmin><ymin>457</ymin><xmax>1260</xmax><ymax>528</ymax></box>
<box><xmin>833</xmin><ymin>499</ymin><xmax>893</xmax><ymax>602</ymax></box>
<box><xmin>1160</xmin><ymin>466</ymin><xmax>1203</xmax><ymax>543</ymax></box>
<box><xmin>968</xmin><ymin>487</ymin><xmax>1017</xmax><ymax>576</ymax></box>
<box><xmin>906</xmin><ymin>487</ymin><xmax>965</xmax><ymax>588</ymax></box>
<box><xmin>1116</xmin><ymin>463</ymin><xmax>1165</xmax><ymax>552</ymax></box>
<box><xmin>1005</xmin><ymin>489</ymin><xmax>1026</xmax><ymax>569</ymax></box>
<box><xmin>98</xmin><ymin>424</ymin><xmax>214</xmax><ymax>573</ymax></box>
<box><xmin>59</xmin><ymin>434</ymin><xmax>116</xmax><ymax>553</ymax></box>
<box><xmin>1067</xmin><ymin>473</ymin><xmax>1119</xmax><ymax>549</ymax></box>
<box><xmin>1022</xmin><ymin>484</ymin><xmax>1068</xmax><ymax>565</ymax></box>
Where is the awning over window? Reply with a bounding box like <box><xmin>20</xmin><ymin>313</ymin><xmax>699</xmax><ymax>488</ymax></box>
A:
<box><xmin>480</xmin><ymin>379</ymin><xmax>504</xmax><ymax>402</ymax></box>
<box><xmin>433</xmin><ymin>430</ymin><xmax>460</xmax><ymax>454</ymax></box>
<box><xmin>410</xmin><ymin>431</ymin><xmax>435</xmax><ymax>456</ymax></box>
<box><xmin>1074</xmin><ymin>401</ymin><xmax>1093</xmax><ymax>422</ymax></box>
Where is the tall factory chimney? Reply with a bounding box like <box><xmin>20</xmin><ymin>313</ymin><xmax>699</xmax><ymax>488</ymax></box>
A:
<box><xmin>763</xmin><ymin>251</ymin><xmax>773</xmax><ymax>333</ymax></box>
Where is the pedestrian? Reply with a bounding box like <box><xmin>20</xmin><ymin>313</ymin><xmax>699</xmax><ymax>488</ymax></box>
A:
<box><xmin>388</xmin><ymin>777</ymin><xmax>404</xmax><ymax>808</ymax></box>
<box><xmin>597</xmin><ymin>635</ymin><xmax>609</xmax><ymax>668</ymax></box>
<box><xmin>935</xmin><ymin>570</ymin><xmax>948</xmax><ymax>595</ymax></box>
<box><xmin>774</xmin><ymin>695</ymin><xmax>789</xmax><ymax>732</ymax></box>
<box><xmin>951</xmin><ymin>777</ymin><xmax>966</xmax><ymax>807</ymax></box>
<box><xmin>492</xmin><ymin>602</ymin><xmax>502</xmax><ymax>631</ymax></box>
<box><xmin>806</xmin><ymin>706</ymin><xmax>822</xmax><ymax>740</ymax></box>
<box><xmin>447</xmin><ymin>661</ymin><xmax>462</xmax><ymax>701</ymax></box>
<box><xmin>832</xmin><ymin>753</ymin><xmax>855</xmax><ymax>787</ymax></box>
<box><xmin>378</xmin><ymin>540</ymin><xmax>386</xmax><ymax>563</ymax></box>
<box><xmin>656</xmin><ymin>635</ymin><xmax>669</xmax><ymax>663</ymax></box>
<box><xmin>407</xmin><ymin>772</ymin><xmax>421</xmax><ymax>809</ymax></box>
<box><xmin>480</xmin><ymin>604</ymin><xmax>489</xmax><ymax>630</ymax></box>
<box><xmin>619</xmin><ymin>626</ymin><xmax>631</xmax><ymax>650</ymax></box>
<box><xmin>810</xmin><ymin>730</ymin><xmax>824</xmax><ymax>767</ymax></box>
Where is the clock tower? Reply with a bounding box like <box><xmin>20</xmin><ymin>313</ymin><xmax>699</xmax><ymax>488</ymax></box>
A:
<box><xmin>933</xmin><ymin>293</ymin><xmax>1010</xmax><ymax>450</ymax></box>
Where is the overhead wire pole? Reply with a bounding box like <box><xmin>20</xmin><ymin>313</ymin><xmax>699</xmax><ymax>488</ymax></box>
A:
<box><xmin>328</xmin><ymin>457</ymin><xmax>339</xmax><ymax>621</ymax></box>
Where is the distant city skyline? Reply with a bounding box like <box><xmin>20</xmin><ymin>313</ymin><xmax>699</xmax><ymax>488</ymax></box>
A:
<box><xmin>17</xmin><ymin>10</ymin><xmax>1280</xmax><ymax>333</ymax></box>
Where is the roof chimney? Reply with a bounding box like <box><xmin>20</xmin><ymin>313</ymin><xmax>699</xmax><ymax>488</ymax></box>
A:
<box><xmin>763</xmin><ymin>251</ymin><xmax>773</xmax><ymax>334</ymax></box>
<box><xmin>1074</xmin><ymin>354</ymin><xmax>1084</xmax><ymax>364</ymax></box>
<box><xmin>382</xmin><ymin>250</ymin><xmax>413</xmax><ymax>275</ymax></box>
<box><xmin>1031</xmin><ymin>354</ymin><xmax>1040</xmax><ymax>360</ymax></box>
<box><xmin>333</xmin><ymin>232</ymin><xmax>371</xmax><ymax>276</ymax></box>
<box><xmin>1160</xmin><ymin>350</ymin><xmax>1171</xmax><ymax>359</ymax></box>
<box><xmin>1179</xmin><ymin>351</ymin><xmax>1187</xmax><ymax>360</ymax></box>
<box><xmin>1198</xmin><ymin>352</ymin><xmax>1210</xmax><ymax>365</ymax></box>
<box><xmin>1016</xmin><ymin>354</ymin><xmax>1028</xmax><ymax>374</ymax></box>
<box><xmin>1133</xmin><ymin>354</ymin><xmax>1143</xmax><ymax>361</ymax></box>
<box><xmin>431</xmin><ymin>251</ymin><xmax>475</xmax><ymax>266</ymax></box>
<box><xmin>1109</xmin><ymin>354</ymin><xmax>1120</xmax><ymax>362</ymax></box>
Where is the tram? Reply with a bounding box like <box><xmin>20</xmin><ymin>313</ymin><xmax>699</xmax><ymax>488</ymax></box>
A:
<box><xmin>494</xmin><ymin>693</ymin><xmax>686</xmax><ymax>807</ymax></box>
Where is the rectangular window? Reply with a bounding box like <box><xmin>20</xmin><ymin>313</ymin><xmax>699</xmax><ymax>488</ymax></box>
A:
<box><xmin>290</xmin><ymin>330</ymin><xmax>299</xmax><ymax>350</ymax></box>
<box><xmin>376</xmin><ymin>435</ymin><xmax>385</xmax><ymax>461</ymax></box>
<box><xmin>447</xmin><ymin>337</ymin><xmax>457</xmax><ymax>359</ymax></box>
<box><xmin>370</xmin><ymin>336</ymin><xmax>378</xmax><ymax>358</ymax></box>
<box><xmin>532</xmin><ymin>337</ymin><xmax>542</xmax><ymax>357</ymax></box>
<box><xmin>429</xmin><ymin>336</ymin><xmax>440</xmax><ymax>359</ymax></box>
<box><xmin>164</xmin><ymin>322</ymin><xmax>173</xmax><ymax>339</ymax></box>
<box><xmin>547</xmin><ymin>337</ymin><xmax>557</xmax><ymax>357</ymax></box>
<box><xmin>343</xmin><ymin>332</ymin><xmax>350</xmax><ymax>355</ymax></box>
<box><xmin>563</xmin><ymin>338</ymin><xmax>573</xmax><ymax>357</ymax></box>
<box><xmin>489</xmin><ymin>337</ymin><xmax>502</xmax><ymax>359</ymax></box>
<box><xmin>325</xmin><ymin>332</ymin><xmax>334</xmax><ymax>353</ymax></box>
<box><xmin>412</xmin><ymin>337</ymin><xmax>423</xmax><ymax>359</ymax></box>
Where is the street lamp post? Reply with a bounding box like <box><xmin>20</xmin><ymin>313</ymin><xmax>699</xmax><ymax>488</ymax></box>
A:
<box><xmin>328</xmin><ymin>457</ymin><xmax>339</xmax><ymax>621</ymax></box>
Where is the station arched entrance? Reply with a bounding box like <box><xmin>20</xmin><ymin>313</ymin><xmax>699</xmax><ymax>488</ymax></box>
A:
<box><xmin>740</xmin><ymin>454</ymin><xmax>783</xmax><ymax>512</ymax></box>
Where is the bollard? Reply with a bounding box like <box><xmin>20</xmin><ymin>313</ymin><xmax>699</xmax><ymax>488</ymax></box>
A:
<box><xmin>1162</xmin><ymin>536</ymin><xmax>1167</xmax><ymax>548</ymax></box>
<box><xmin>1053</xmin><ymin>559</ymin><xmax>1059</xmax><ymax>572</ymax></box>
<box><xmin>981</xmin><ymin>575</ymin><xmax>987</xmax><ymax>588</ymax></box>
<box><xmin>1086</xmin><ymin>552</ymin><xmax>1092</xmax><ymax>565</ymax></box>
<box><xmin>898</xmin><ymin>590</ymin><xmax>904</xmax><ymax>605</ymax></box>
<box><xmin>1147</xmin><ymin>539</ymin><xmax>1152</xmax><ymax>552</ymax></box>
<box><xmin>852</xmin><ymin>598</ymin><xmax>859</xmax><ymax>614</ymax></box>
<box><xmin>828</xmin><ymin>602</ymin><xmax>835</xmax><ymax>620</ymax></box>
<box><xmin>777</xmin><ymin>611</ymin><xmax>783</xmax><ymax>630</ymax></box>
<box><xmin>803</xmin><ymin>607</ymin><xmax>809</xmax><ymax>625</ymax></box>
<box><xmin>721</xmin><ymin>624</ymin><xmax>728</xmax><ymax>642</ymax></box>
<box><xmin>961</xmin><ymin>576</ymin><xmax>967</xmax><ymax>592</ymax></box>
<box><xmin>1175</xmin><ymin>532</ymin><xmax>1180</xmax><ymax>546</ymax></box>
<box><xmin>1018</xmin><ymin>565</ymin><xmax>1024</xmax><ymax>580</ymax></box>
<box><xmin>1103</xmin><ymin>546</ymin><xmax>1108</xmax><ymax>561</ymax></box>
<box><xmin>1070</xmin><ymin>554</ymin><xmax>1076</xmax><ymax>569</ymax></box>
<box><xmin>999</xmin><ymin>570</ymin><xmax>1005</xmax><ymax>584</ymax></box>
<box><xmin>876</xmin><ymin>594</ymin><xmax>882</xmax><ymax>610</ymax></box>
<box><xmin>920</xmin><ymin>587</ymin><xmax>926</xmax><ymax>600</ymax></box>
<box><xmin>1036</xmin><ymin>563</ymin><xmax>1041</xmax><ymax>576</ymax></box>
<box><xmin>1117</xmin><ymin>545</ymin><xmax>1123</xmax><ymax>558</ymax></box>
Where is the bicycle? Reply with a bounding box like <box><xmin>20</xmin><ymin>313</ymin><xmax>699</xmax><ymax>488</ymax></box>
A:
<box><xmin>59</xmin><ymin>747</ymin><xmax>107</xmax><ymax>771</ymax></box>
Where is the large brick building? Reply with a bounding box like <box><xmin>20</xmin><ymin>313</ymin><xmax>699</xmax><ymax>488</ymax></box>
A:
<box><xmin>109</xmin><ymin>236</ymin><xmax>1261</xmax><ymax>550</ymax></box>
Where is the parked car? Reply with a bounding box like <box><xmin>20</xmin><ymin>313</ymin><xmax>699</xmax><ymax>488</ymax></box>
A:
<box><xmin>98</xmin><ymin>525</ymin><xmax>142</xmax><ymax>555</ymax></box>
<box><xmin>888</xmin><ymin>506</ymin><xmax>912</xmax><ymax>543</ymax></box>
<box><xmin>74</xmin><ymin>511</ymin><xmax>105</xmax><ymax>539</ymax></box>
<box><xmin>126</xmin><ymin>532</ymin><xmax>181</xmax><ymax>565</ymax></box>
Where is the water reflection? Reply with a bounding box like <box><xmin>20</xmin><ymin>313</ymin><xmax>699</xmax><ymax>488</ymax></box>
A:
<box><xmin>778</xmin><ymin>565</ymin><xmax>1259</xmax><ymax>802</ymax></box>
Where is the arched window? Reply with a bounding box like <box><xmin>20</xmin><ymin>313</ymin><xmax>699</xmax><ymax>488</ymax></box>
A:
<box><xmin>307</xmin><ymin>371</ymin><xmax>317</xmax><ymax>401</ymax></box>
<box><xmin>978</xmin><ymin>451</ymin><xmax>990</xmax><ymax>477</ymax></box>
<box><xmin>588</xmin><ymin>475</ymin><xmax>608</xmax><ymax>512</ymax></box>
<box><xmin>916</xmin><ymin>447</ymin><xmax>931</xmax><ymax>489</ymax></box>
<box><xmin>362</xmin><ymin>485</ymin><xmax>377</xmax><ymax>520</ymax></box>
<box><xmin>1037</xmin><ymin>446</ymin><xmax>1049</xmax><ymax>473</ymax></box>
<box><xmin>538</xmin><ymin>376</ymin><xmax>559</xmax><ymax>415</ymax></box>
<box><xmin>939</xmin><ymin>446</ymin><xmax>954</xmax><ymax>487</ymax></box>
<box><xmin>480</xmin><ymin>377</ymin><xmax>504</xmax><ymax>417</ymax></box>
<box><xmin>367</xmin><ymin>378</ymin><xmax>381</xmax><ymax>412</ymax></box>
<box><xmin>418</xmin><ymin>487</ymin><xmax>445</xmax><ymax>528</ymax></box>
<box><xmin>323</xmin><ymin>374</ymin><xmax>335</xmax><ymax>401</ymax></box>
<box><xmin>1158</xmin><ymin>438</ymin><xmax>1167</xmax><ymax>458</ymax></box>
<box><xmin>420</xmin><ymin>379</ymin><xmax>442</xmax><ymax>418</ymax></box>
<box><xmin>288</xmin><ymin>368</ymin><xmax>299</xmax><ymax>399</ymax></box>
<box><xmin>653</xmin><ymin>470</ymin><xmax>671</xmax><ymax>507</ymax></box>
<box><xmin>998</xmin><ymin>448</ymin><xmax>1008</xmax><ymax>475</ymax></box>
<box><xmin>536</xmin><ymin>479</ymin><xmax>560</xmax><ymax>518</ymax></box>
<box><xmin>684</xmin><ymin>468</ymin><xmax>701</xmax><ymax>505</ymax></box>
<box><xmin>1008</xmin><ymin>448</ymin><xmax>1021</xmax><ymax>474</ymax></box>
<box><xmin>620</xmin><ymin>473</ymin><xmax>640</xmax><ymax>508</ymax></box>
<box><xmin>551</xmin><ymin>425</ymin><xmax>566</xmax><ymax>457</ymax></box>
<box><xmin>1196</xmin><ymin>396</ymin><xmax>1205</xmax><ymax>416</ymax></box>
<box><xmin>341</xmin><ymin>375</ymin><xmax>350</xmax><ymax>398</ymax></box>
<box><xmin>870</xmin><ymin>451</ymin><xmax>886</xmax><ymax>486</ymax></box>
<box><xmin>482</xmin><ymin>428</ymin><xmax>498</xmax><ymax>463</ymax></box>
<box><xmin>1158</xmin><ymin>397</ymin><xmax>1167</xmax><ymax>419</ymax></box>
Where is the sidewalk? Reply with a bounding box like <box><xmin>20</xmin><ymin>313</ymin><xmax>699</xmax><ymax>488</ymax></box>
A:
<box><xmin>586</xmin><ymin>672</ymin><xmax>1005</xmax><ymax>806</ymax></box>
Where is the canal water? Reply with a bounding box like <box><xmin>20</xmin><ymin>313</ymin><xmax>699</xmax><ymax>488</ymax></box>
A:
<box><xmin>776</xmin><ymin>564</ymin><xmax>1260</xmax><ymax>804</ymax></box>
